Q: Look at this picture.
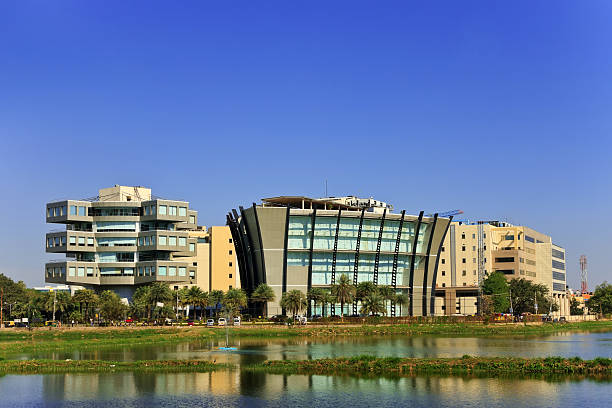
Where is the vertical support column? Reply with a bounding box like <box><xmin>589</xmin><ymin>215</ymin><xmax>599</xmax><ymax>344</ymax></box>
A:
<box><xmin>352</xmin><ymin>208</ymin><xmax>366</xmax><ymax>315</ymax></box>
<box><xmin>282</xmin><ymin>206</ymin><xmax>290</xmax><ymax>316</ymax></box>
<box><xmin>409</xmin><ymin>211</ymin><xmax>424</xmax><ymax>316</ymax></box>
<box><xmin>252</xmin><ymin>203</ymin><xmax>266</xmax><ymax>284</ymax></box>
<box><xmin>239</xmin><ymin>206</ymin><xmax>257</xmax><ymax>292</ymax></box>
<box><xmin>390</xmin><ymin>210</ymin><xmax>405</xmax><ymax>317</ymax></box>
<box><xmin>373</xmin><ymin>209</ymin><xmax>386</xmax><ymax>286</ymax></box>
<box><xmin>429</xmin><ymin>216</ymin><xmax>453</xmax><ymax>316</ymax></box>
<box><xmin>307</xmin><ymin>209</ymin><xmax>317</xmax><ymax>317</ymax></box>
<box><xmin>422</xmin><ymin>214</ymin><xmax>438</xmax><ymax>316</ymax></box>
<box><xmin>330</xmin><ymin>209</ymin><xmax>342</xmax><ymax>316</ymax></box>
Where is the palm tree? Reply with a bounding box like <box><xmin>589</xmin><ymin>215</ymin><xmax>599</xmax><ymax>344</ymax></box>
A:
<box><xmin>360</xmin><ymin>292</ymin><xmax>386</xmax><ymax>316</ymax></box>
<box><xmin>186</xmin><ymin>286</ymin><xmax>204</xmax><ymax>319</ymax></box>
<box><xmin>377</xmin><ymin>285</ymin><xmax>395</xmax><ymax>316</ymax></box>
<box><xmin>44</xmin><ymin>291</ymin><xmax>71</xmax><ymax>321</ymax></box>
<box><xmin>280</xmin><ymin>290</ymin><xmax>307</xmax><ymax>319</ymax></box>
<box><xmin>196</xmin><ymin>291</ymin><xmax>209</xmax><ymax>320</ymax></box>
<box><xmin>321</xmin><ymin>291</ymin><xmax>335</xmax><ymax>318</ymax></box>
<box><xmin>133</xmin><ymin>285</ymin><xmax>152</xmax><ymax>319</ymax></box>
<box><xmin>223</xmin><ymin>288</ymin><xmax>247</xmax><ymax>318</ymax></box>
<box><xmin>148</xmin><ymin>282</ymin><xmax>172</xmax><ymax>318</ymax></box>
<box><xmin>209</xmin><ymin>290</ymin><xmax>225</xmax><ymax>318</ymax></box>
<box><xmin>395</xmin><ymin>293</ymin><xmax>409</xmax><ymax>317</ymax></box>
<box><xmin>307</xmin><ymin>288</ymin><xmax>325</xmax><ymax>317</ymax></box>
<box><xmin>356</xmin><ymin>281</ymin><xmax>377</xmax><ymax>303</ymax></box>
<box><xmin>251</xmin><ymin>283</ymin><xmax>276</xmax><ymax>317</ymax></box>
<box><xmin>331</xmin><ymin>274</ymin><xmax>355</xmax><ymax>318</ymax></box>
<box><xmin>73</xmin><ymin>289</ymin><xmax>98</xmax><ymax>321</ymax></box>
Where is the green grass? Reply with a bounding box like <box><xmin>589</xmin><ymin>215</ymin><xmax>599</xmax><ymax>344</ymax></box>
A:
<box><xmin>0</xmin><ymin>359</ymin><xmax>231</xmax><ymax>374</ymax></box>
<box><xmin>0</xmin><ymin>320</ymin><xmax>609</xmax><ymax>355</ymax></box>
<box><xmin>249</xmin><ymin>355</ymin><xmax>612</xmax><ymax>378</ymax></box>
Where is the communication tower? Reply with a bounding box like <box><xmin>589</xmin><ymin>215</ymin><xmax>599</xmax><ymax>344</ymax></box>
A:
<box><xmin>580</xmin><ymin>255</ymin><xmax>588</xmax><ymax>293</ymax></box>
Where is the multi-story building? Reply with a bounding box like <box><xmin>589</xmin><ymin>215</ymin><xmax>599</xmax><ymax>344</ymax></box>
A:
<box><xmin>171</xmin><ymin>226</ymin><xmax>239</xmax><ymax>293</ymax></box>
<box><xmin>435</xmin><ymin>221</ymin><xmax>569</xmax><ymax>317</ymax></box>
<box><xmin>45</xmin><ymin>185</ymin><xmax>199</xmax><ymax>299</ymax></box>
<box><xmin>226</xmin><ymin>196</ymin><xmax>451</xmax><ymax>317</ymax></box>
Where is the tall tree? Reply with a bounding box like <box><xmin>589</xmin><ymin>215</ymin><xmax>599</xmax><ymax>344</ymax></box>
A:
<box><xmin>331</xmin><ymin>274</ymin><xmax>355</xmax><ymax>318</ymax></box>
<box><xmin>481</xmin><ymin>271</ymin><xmax>510</xmax><ymax>313</ymax></box>
<box><xmin>280</xmin><ymin>290</ymin><xmax>307</xmax><ymax>319</ymax></box>
<box><xmin>223</xmin><ymin>288</ymin><xmax>247</xmax><ymax>319</ymax></box>
<box><xmin>148</xmin><ymin>282</ymin><xmax>173</xmax><ymax>318</ymax></box>
<box><xmin>132</xmin><ymin>285</ymin><xmax>152</xmax><ymax>319</ymax></box>
<box><xmin>73</xmin><ymin>289</ymin><xmax>99</xmax><ymax>321</ymax></box>
<box><xmin>251</xmin><ymin>283</ymin><xmax>275</xmax><ymax>317</ymax></box>
<box><xmin>185</xmin><ymin>286</ymin><xmax>205</xmax><ymax>319</ymax></box>
<box><xmin>588</xmin><ymin>282</ymin><xmax>612</xmax><ymax>315</ymax></box>
<box><xmin>509</xmin><ymin>278</ymin><xmax>556</xmax><ymax>315</ymax></box>
<box><xmin>359</xmin><ymin>292</ymin><xmax>386</xmax><ymax>316</ymax></box>
<box><xmin>355</xmin><ymin>282</ymin><xmax>377</xmax><ymax>304</ymax></box>
<box><xmin>377</xmin><ymin>285</ymin><xmax>395</xmax><ymax>315</ymax></box>
<box><xmin>321</xmin><ymin>291</ymin><xmax>335</xmax><ymax>318</ymax></box>
<box><xmin>209</xmin><ymin>290</ymin><xmax>225</xmax><ymax>317</ymax></box>
<box><xmin>99</xmin><ymin>290</ymin><xmax>127</xmax><ymax>322</ymax></box>
<box><xmin>307</xmin><ymin>287</ymin><xmax>325</xmax><ymax>317</ymax></box>
<box><xmin>569</xmin><ymin>297</ymin><xmax>584</xmax><ymax>316</ymax></box>
<box><xmin>394</xmin><ymin>293</ymin><xmax>409</xmax><ymax>317</ymax></box>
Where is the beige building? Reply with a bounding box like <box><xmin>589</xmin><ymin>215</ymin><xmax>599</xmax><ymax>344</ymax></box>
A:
<box><xmin>169</xmin><ymin>225</ymin><xmax>239</xmax><ymax>293</ymax></box>
<box><xmin>435</xmin><ymin>221</ymin><xmax>568</xmax><ymax>317</ymax></box>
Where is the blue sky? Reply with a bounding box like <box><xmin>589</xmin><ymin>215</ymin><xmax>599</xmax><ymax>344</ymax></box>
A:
<box><xmin>1</xmin><ymin>1</ymin><xmax>610</xmax><ymax>288</ymax></box>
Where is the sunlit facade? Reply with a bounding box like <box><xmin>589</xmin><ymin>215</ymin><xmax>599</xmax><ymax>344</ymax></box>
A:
<box><xmin>227</xmin><ymin>196</ymin><xmax>452</xmax><ymax>317</ymax></box>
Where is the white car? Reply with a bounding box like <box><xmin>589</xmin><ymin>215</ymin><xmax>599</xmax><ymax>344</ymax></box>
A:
<box><xmin>206</xmin><ymin>319</ymin><xmax>215</xmax><ymax>327</ymax></box>
<box><xmin>218</xmin><ymin>318</ymin><xmax>227</xmax><ymax>326</ymax></box>
<box><xmin>233</xmin><ymin>317</ymin><xmax>241</xmax><ymax>326</ymax></box>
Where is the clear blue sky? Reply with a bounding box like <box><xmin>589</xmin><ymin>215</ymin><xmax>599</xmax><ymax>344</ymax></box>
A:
<box><xmin>1</xmin><ymin>1</ymin><xmax>610</xmax><ymax>288</ymax></box>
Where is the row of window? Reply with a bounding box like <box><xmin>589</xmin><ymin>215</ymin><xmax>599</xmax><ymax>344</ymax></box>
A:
<box><xmin>49</xmin><ymin>204</ymin><xmax>195</xmax><ymax>222</ymax></box>
<box><xmin>47</xmin><ymin>236</ymin><xmax>95</xmax><ymax>248</ymax></box>
<box><xmin>552</xmin><ymin>248</ymin><xmax>565</xmax><ymax>260</ymax></box>
<box><xmin>135</xmin><ymin>265</ymin><xmax>188</xmax><ymax>277</ymax></box>
<box><xmin>460</xmin><ymin>232</ymin><xmax>487</xmax><ymax>239</ymax></box>
<box><xmin>552</xmin><ymin>260</ymin><xmax>565</xmax><ymax>270</ymax></box>
<box><xmin>553</xmin><ymin>271</ymin><xmax>566</xmax><ymax>281</ymax></box>
<box><xmin>440</xmin><ymin>270</ymin><xmax>479</xmax><ymax>277</ymax></box>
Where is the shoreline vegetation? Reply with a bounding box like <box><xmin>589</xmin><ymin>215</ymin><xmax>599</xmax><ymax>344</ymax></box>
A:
<box><xmin>0</xmin><ymin>356</ymin><xmax>610</xmax><ymax>379</ymax></box>
<box><xmin>0</xmin><ymin>320</ymin><xmax>610</xmax><ymax>354</ymax></box>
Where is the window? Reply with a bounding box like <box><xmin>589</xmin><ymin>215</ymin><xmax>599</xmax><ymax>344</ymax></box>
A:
<box><xmin>229</xmin><ymin>238</ymin><xmax>233</xmax><ymax>243</ymax></box>
<box><xmin>441</xmin><ymin>271</ymin><xmax>445</xmax><ymax>276</ymax></box>
<box><xmin>179</xmin><ymin>267</ymin><xmax>186</xmax><ymax>276</ymax></box>
<box><xmin>552</xmin><ymin>260</ymin><xmax>565</xmax><ymax>270</ymax></box>
<box><xmin>159</xmin><ymin>205</ymin><xmax>167</xmax><ymax>215</ymax></box>
<box><xmin>462</xmin><ymin>245</ymin><xmax>466</xmax><ymax>251</ymax></box>
<box><xmin>462</xmin><ymin>270</ymin><xmax>466</xmax><ymax>276</ymax></box>
<box><xmin>552</xmin><ymin>248</ymin><xmax>565</xmax><ymax>260</ymax></box>
<box><xmin>159</xmin><ymin>236</ymin><xmax>167</xmax><ymax>245</ymax></box>
<box><xmin>78</xmin><ymin>237</ymin><xmax>85</xmax><ymax>246</ymax></box>
<box><xmin>441</xmin><ymin>259</ymin><xmax>445</xmax><ymax>264</ymax></box>
<box><xmin>169</xmin><ymin>266</ymin><xmax>176</xmax><ymax>276</ymax></box>
<box><xmin>229</xmin><ymin>262</ymin><xmax>233</xmax><ymax>267</ymax></box>
<box><xmin>189</xmin><ymin>243</ymin><xmax>195</xmax><ymax>252</ymax></box>
<box><xmin>70</xmin><ymin>205</ymin><xmax>77</xmax><ymax>215</ymax></box>
<box><xmin>504</xmin><ymin>235</ymin><xmax>514</xmax><ymax>240</ymax></box>
<box><xmin>145</xmin><ymin>267</ymin><xmax>150</xmax><ymax>276</ymax></box>
<box><xmin>179</xmin><ymin>237</ymin><xmax>186</xmax><ymax>246</ymax></box>
<box><xmin>472</xmin><ymin>233</ymin><xmax>475</xmax><ymax>239</ymax></box>
<box><xmin>78</xmin><ymin>267</ymin><xmax>85</xmax><ymax>277</ymax></box>
<box><xmin>179</xmin><ymin>207</ymin><xmax>187</xmax><ymax>217</ymax></box>
<box><xmin>462</xmin><ymin>258</ymin><xmax>466</xmax><ymax>263</ymax></box>
<box><xmin>473</xmin><ymin>270</ymin><xmax>477</xmax><ymax>275</ymax></box>
<box><xmin>151</xmin><ymin>236</ymin><xmax>155</xmax><ymax>245</ymax></box>
<box><xmin>87</xmin><ymin>237</ymin><xmax>94</xmax><ymax>246</ymax></box>
<box><xmin>229</xmin><ymin>250</ymin><xmax>233</xmax><ymax>255</ymax></box>
<box><xmin>442</xmin><ymin>283</ymin><xmax>446</xmax><ymax>287</ymax></box>
<box><xmin>69</xmin><ymin>236</ymin><xmax>76</xmax><ymax>245</ymax></box>
<box><xmin>472</xmin><ymin>246</ymin><xmax>476</xmax><ymax>251</ymax></box>
<box><xmin>139</xmin><ymin>237</ymin><xmax>144</xmax><ymax>246</ymax></box>
<box><xmin>87</xmin><ymin>267</ymin><xmax>94</xmax><ymax>277</ymax></box>
<box><xmin>151</xmin><ymin>205</ymin><xmax>156</xmax><ymax>215</ymax></box>
<box><xmin>69</xmin><ymin>267</ymin><xmax>76</xmax><ymax>277</ymax></box>
<box><xmin>525</xmin><ymin>235</ymin><xmax>535</xmax><ymax>243</ymax></box>
<box><xmin>61</xmin><ymin>236</ymin><xmax>66</xmax><ymax>245</ymax></box>
<box><xmin>78</xmin><ymin>206</ymin><xmax>86</xmax><ymax>216</ymax></box>
<box><xmin>473</xmin><ymin>258</ymin><xmax>476</xmax><ymax>263</ymax></box>
<box><xmin>461</xmin><ymin>233</ymin><xmax>465</xmax><ymax>239</ymax></box>
<box><xmin>189</xmin><ymin>215</ymin><xmax>195</xmax><ymax>224</ymax></box>
<box><xmin>151</xmin><ymin>266</ymin><xmax>156</xmax><ymax>276</ymax></box>
<box><xmin>553</xmin><ymin>271</ymin><xmax>565</xmax><ymax>281</ymax></box>
<box><xmin>463</xmin><ymin>282</ymin><xmax>467</xmax><ymax>286</ymax></box>
<box><xmin>229</xmin><ymin>274</ymin><xmax>232</xmax><ymax>279</ymax></box>
<box><xmin>441</xmin><ymin>246</ymin><xmax>445</xmax><ymax>252</ymax></box>
<box><xmin>158</xmin><ymin>266</ymin><xmax>167</xmax><ymax>276</ymax></box>
<box><xmin>169</xmin><ymin>206</ymin><xmax>177</xmax><ymax>216</ymax></box>
<box><xmin>169</xmin><ymin>236</ymin><xmax>177</xmax><ymax>246</ymax></box>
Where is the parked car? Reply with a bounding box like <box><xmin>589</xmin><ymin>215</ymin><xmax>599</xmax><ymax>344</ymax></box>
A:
<box><xmin>187</xmin><ymin>319</ymin><xmax>194</xmax><ymax>326</ymax></box>
<box><xmin>233</xmin><ymin>317</ymin><xmax>241</xmax><ymax>326</ymax></box>
<box><xmin>296</xmin><ymin>315</ymin><xmax>307</xmax><ymax>325</ymax></box>
<box><xmin>218</xmin><ymin>318</ymin><xmax>227</xmax><ymax>326</ymax></box>
<box><xmin>207</xmin><ymin>319</ymin><xmax>215</xmax><ymax>327</ymax></box>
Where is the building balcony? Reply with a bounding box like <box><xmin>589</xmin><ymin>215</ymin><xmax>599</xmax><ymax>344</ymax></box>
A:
<box><xmin>46</xmin><ymin>231</ymin><xmax>95</xmax><ymax>253</ymax></box>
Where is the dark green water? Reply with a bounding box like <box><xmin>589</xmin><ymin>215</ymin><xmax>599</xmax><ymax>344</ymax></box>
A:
<box><xmin>1</xmin><ymin>331</ymin><xmax>611</xmax><ymax>406</ymax></box>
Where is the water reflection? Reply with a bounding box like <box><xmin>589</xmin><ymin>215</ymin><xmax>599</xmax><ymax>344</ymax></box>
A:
<box><xmin>0</xmin><ymin>370</ymin><xmax>608</xmax><ymax>407</ymax></box>
<box><xmin>11</xmin><ymin>331</ymin><xmax>612</xmax><ymax>363</ymax></box>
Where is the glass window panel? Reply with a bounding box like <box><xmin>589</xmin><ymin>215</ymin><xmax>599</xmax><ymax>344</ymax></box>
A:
<box><xmin>159</xmin><ymin>236</ymin><xmax>167</xmax><ymax>245</ymax></box>
<box><xmin>159</xmin><ymin>205</ymin><xmax>167</xmax><ymax>215</ymax></box>
<box><xmin>287</xmin><ymin>216</ymin><xmax>312</xmax><ymax>249</ymax></box>
<box><xmin>179</xmin><ymin>207</ymin><xmax>187</xmax><ymax>217</ymax></box>
<box><xmin>77</xmin><ymin>267</ymin><xmax>85</xmax><ymax>277</ymax></box>
<box><xmin>70</xmin><ymin>205</ymin><xmax>77</xmax><ymax>215</ymax></box>
<box><xmin>189</xmin><ymin>243</ymin><xmax>195</xmax><ymax>252</ymax></box>
<box><xmin>169</xmin><ymin>206</ymin><xmax>177</xmax><ymax>216</ymax></box>
<box><xmin>169</xmin><ymin>236</ymin><xmax>177</xmax><ymax>246</ymax></box>
<box><xmin>69</xmin><ymin>267</ymin><xmax>76</xmax><ymax>277</ymax></box>
<box><xmin>179</xmin><ymin>237</ymin><xmax>186</xmax><ymax>246</ymax></box>
<box><xmin>179</xmin><ymin>267</ymin><xmax>186</xmax><ymax>276</ymax></box>
<box><xmin>169</xmin><ymin>266</ymin><xmax>176</xmax><ymax>276</ymax></box>
<box><xmin>158</xmin><ymin>266</ymin><xmax>167</xmax><ymax>276</ymax></box>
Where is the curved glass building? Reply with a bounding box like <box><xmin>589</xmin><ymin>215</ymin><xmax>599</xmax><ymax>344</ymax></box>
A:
<box><xmin>227</xmin><ymin>196</ymin><xmax>452</xmax><ymax>317</ymax></box>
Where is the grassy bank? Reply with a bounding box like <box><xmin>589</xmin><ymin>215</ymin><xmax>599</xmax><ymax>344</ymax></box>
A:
<box><xmin>251</xmin><ymin>355</ymin><xmax>612</xmax><ymax>378</ymax></box>
<box><xmin>0</xmin><ymin>356</ymin><xmax>611</xmax><ymax>379</ymax></box>
<box><xmin>0</xmin><ymin>320</ymin><xmax>610</xmax><ymax>355</ymax></box>
<box><xmin>0</xmin><ymin>359</ymin><xmax>230</xmax><ymax>374</ymax></box>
